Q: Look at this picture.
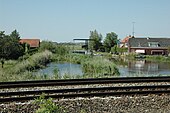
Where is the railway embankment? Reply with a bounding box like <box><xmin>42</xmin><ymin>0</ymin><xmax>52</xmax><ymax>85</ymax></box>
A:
<box><xmin>0</xmin><ymin>77</ymin><xmax>170</xmax><ymax>113</ymax></box>
<box><xmin>0</xmin><ymin>94</ymin><xmax>170</xmax><ymax>113</ymax></box>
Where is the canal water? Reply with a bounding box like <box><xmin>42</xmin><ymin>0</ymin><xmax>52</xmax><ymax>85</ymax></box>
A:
<box><xmin>37</xmin><ymin>62</ymin><xmax>83</xmax><ymax>76</ymax></box>
<box><xmin>36</xmin><ymin>59</ymin><xmax>170</xmax><ymax>77</ymax></box>
<box><xmin>117</xmin><ymin>59</ymin><xmax>170</xmax><ymax>76</ymax></box>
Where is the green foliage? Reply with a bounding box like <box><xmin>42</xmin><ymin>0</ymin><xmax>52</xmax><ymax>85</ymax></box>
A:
<box><xmin>111</xmin><ymin>45</ymin><xmax>117</xmax><ymax>54</ymax></box>
<box><xmin>11</xmin><ymin>50</ymin><xmax>52</xmax><ymax>74</ymax></box>
<box><xmin>39</xmin><ymin>41</ymin><xmax>56</xmax><ymax>53</ymax></box>
<box><xmin>39</xmin><ymin>41</ymin><xmax>69</xmax><ymax>55</ymax></box>
<box><xmin>18</xmin><ymin>54</ymin><xmax>30</xmax><ymax>61</ymax></box>
<box><xmin>35</xmin><ymin>94</ymin><xmax>66</xmax><ymax>113</ymax></box>
<box><xmin>145</xmin><ymin>55</ymin><xmax>170</xmax><ymax>62</ymax></box>
<box><xmin>111</xmin><ymin>47</ymin><xmax>128</xmax><ymax>55</ymax></box>
<box><xmin>104</xmin><ymin>32</ymin><xmax>118</xmax><ymax>52</ymax></box>
<box><xmin>56</xmin><ymin>44</ymin><xmax>69</xmax><ymax>55</ymax></box>
<box><xmin>0</xmin><ymin>30</ymin><xmax>25</xmax><ymax>59</ymax></box>
<box><xmin>53</xmin><ymin>67</ymin><xmax>61</xmax><ymax>79</ymax></box>
<box><xmin>89</xmin><ymin>30</ymin><xmax>102</xmax><ymax>51</ymax></box>
<box><xmin>52</xmin><ymin>53</ymin><xmax>90</xmax><ymax>64</ymax></box>
<box><xmin>69</xmin><ymin>54</ymin><xmax>89</xmax><ymax>64</ymax></box>
<box><xmin>117</xmin><ymin>47</ymin><xmax>128</xmax><ymax>55</ymax></box>
<box><xmin>10</xmin><ymin>30</ymin><xmax>20</xmax><ymax>40</ymax></box>
<box><xmin>82</xmin><ymin>57</ymin><xmax>120</xmax><ymax>76</ymax></box>
<box><xmin>28</xmin><ymin>48</ymin><xmax>39</xmax><ymax>55</ymax></box>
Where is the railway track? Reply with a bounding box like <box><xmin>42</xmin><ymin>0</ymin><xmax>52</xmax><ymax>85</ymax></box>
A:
<box><xmin>0</xmin><ymin>76</ymin><xmax>170</xmax><ymax>103</ymax></box>
<box><xmin>0</xmin><ymin>76</ymin><xmax>170</xmax><ymax>88</ymax></box>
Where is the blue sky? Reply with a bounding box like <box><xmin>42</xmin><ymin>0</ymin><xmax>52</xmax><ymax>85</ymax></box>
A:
<box><xmin>0</xmin><ymin>0</ymin><xmax>170</xmax><ymax>42</ymax></box>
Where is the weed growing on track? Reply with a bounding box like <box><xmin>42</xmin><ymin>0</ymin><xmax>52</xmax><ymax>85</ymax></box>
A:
<box><xmin>34</xmin><ymin>94</ymin><xmax>67</xmax><ymax>113</ymax></box>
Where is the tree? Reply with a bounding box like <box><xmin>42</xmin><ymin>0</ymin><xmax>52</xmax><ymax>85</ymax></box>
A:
<box><xmin>0</xmin><ymin>30</ymin><xmax>24</xmax><ymax>59</ymax></box>
<box><xmin>0</xmin><ymin>31</ymin><xmax>5</xmax><ymax>38</ymax></box>
<box><xmin>10</xmin><ymin>29</ymin><xmax>20</xmax><ymax>40</ymax></box>
<box><xmin>89</xmin><ymin>30</ymin><xmax>102</xmax><ymax>51</ymax></box>
<box><xmin>39</xmin><ymin>41</ymin><xmax>69</xmax><ymax>55</ymax></box>
<box><xmin>104</xmin><ymin>32</ymin><xmax>118</xmax><ymax>52</ymax></box>
<box><xmin>39</xmin><ymin>41</ymin><xmax>57</xmax><ymax>53</ymax></box>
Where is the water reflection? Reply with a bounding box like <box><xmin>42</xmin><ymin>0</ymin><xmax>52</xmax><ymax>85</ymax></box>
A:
<box><xmin>116</xmin><ymin>58</ymin><xmax>170</xmax><ymax>76</ymax></box>
<box><xmin>37</xmin><ymin>58</ymin><xmax>170</xmax><ymax>77</ymax></box>
<box><xmin>37</xmin><ymin>62</ymin><xmax>83</xmax><ymax>76</ymax></box>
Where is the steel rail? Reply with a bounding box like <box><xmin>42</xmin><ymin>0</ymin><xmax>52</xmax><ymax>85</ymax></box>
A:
<box><xmin>0</xmin><ymin>89</ymin><xmax>170</xmax><ymax>103</ymax></box>
<box><xmin>1</xmin><ymin>76</ymin><xmax>170</xmax><ymax>84</ymax></box>
<box><xmin>0</xmin><ymin>85</ymin><xmax>170</xmax><ymax>97</ymax></box>
<box><xmin>0</xmin><ymin>76</ymin><xmax>170</xmax><ymax>89</ymax></box>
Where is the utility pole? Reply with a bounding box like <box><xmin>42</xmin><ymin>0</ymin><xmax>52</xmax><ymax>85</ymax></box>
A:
<box><xmin>132</xmin><ymin>22</ymin><xmax>135</xmax><ymax>37</ymax></box>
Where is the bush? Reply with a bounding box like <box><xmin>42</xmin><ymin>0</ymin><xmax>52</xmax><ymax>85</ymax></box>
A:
<box><xmin>34</xmin><ymin>94</ymin><xmax>66</xmax><ymax>113</ymax></box>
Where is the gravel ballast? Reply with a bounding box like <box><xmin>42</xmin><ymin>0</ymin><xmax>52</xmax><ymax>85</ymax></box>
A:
<box><xmin>0</xmin><ymin>82</ymin><xmax>170</xmax><ymax>113</ymax></box>
<box><xmin>0</xmin><ymin>94</ymin><xmax>170</xmax><ymax>113</ymax></box>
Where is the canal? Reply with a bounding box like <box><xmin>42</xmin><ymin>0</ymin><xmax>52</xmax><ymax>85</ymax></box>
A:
<box><xmin>36</xmin><ymin>59</ymin><xmax>170</xmax><ymax>77</ymax></box>
<box><xmin>116</xmin><ymin>59</ymin><xmax>170</xmax><ymax>76</ymax></box>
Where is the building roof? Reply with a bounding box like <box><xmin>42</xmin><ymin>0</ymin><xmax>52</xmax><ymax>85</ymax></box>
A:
<box><xmin>129</xmin><ymin>38</ymin><xmax>170</xmax><ymax>47</ymax></box>
<box><xmin>121</xmin><ymin>35</ymin><xmax>132</xmax><ymax>43</ymax></box>
<box><xmin>19</xmin><ymin>39</ymin><xmax>40</xmax><ymax>47</ymax></box>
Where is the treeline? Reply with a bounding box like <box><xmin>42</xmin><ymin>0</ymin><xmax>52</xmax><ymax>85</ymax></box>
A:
<box><xmin>89</xmin><ymin>30</ymin><xmax>126</xmax><ymax>53</ymax></box>
<box><xmin>0</xmin><ymin>30</ymin><xmax>70</xmax><ymax>60</ymax></box>
<box><xmin>39</xmin><ymin>41</ymin><xmax>69</xmax><ymax>55</ymax></box>
<box><xmin>0</xmin><ymin>30</ymin><xmax>25</xmax><ymax>59</ymax></box>
<box><xmin>0</xmin><ymin>29</ymin><xmax>125</xmax><ymax>61</ymax></box>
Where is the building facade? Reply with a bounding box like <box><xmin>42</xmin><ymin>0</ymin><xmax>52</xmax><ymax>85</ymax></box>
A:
<box><xmin>128</xmin><ymin>38</ymin><xmax>170</xmax><ymax>55</ymax></box>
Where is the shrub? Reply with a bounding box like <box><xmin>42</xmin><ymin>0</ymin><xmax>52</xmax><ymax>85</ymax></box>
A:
<box><xmin>34</xmin><ymin>94</ymin><xmax>66</xmax><ymax>113</ymax></box>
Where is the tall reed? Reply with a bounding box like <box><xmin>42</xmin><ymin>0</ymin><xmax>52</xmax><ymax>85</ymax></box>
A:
<box><xmin>82</xmin><ymin>56</ymin><xmax>120</xmax><ymax>76</ymax></box>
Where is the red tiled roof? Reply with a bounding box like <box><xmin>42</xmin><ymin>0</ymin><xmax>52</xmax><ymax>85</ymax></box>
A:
<box><xmin>19</xmin><ymin>39</ymin><xmax>40</xmax><ymax>47</ymax></box>
<box><xmin>121</xmin><ymin>36</ymin><xmax>131</xmax><ymax>43</ymax></box>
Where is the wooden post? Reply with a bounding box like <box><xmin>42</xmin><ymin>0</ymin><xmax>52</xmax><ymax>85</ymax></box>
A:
<box><xmin>1</xmin><ymin>59</ymin><xmax>4</xmax><ymax>68</ymax></box>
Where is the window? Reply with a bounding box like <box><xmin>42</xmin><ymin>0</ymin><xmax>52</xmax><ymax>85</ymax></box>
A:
<box><xmin>148</xmin><ymin>42</ymin><xmax>159</xmax><ymax>47</ymax></box>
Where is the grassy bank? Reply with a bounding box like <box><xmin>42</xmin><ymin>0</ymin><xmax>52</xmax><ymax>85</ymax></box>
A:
<box><xmin>11</xmin><ymin>50</ymin><xmax>52</xmax><ymax>74</ymax></box>
<box><xmin>0</xmin><ymin>50</ymin><xmax>53</xmax><ymax>82</ymax></box>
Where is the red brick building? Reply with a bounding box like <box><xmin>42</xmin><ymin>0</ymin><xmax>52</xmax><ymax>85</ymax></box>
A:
<box><xmin>19</xmin><ymin>39</ymin><xmax>40</xmax><ymax>48</ymax></box>
<box><xmin>128</xmin><ymin>37</ymin><xmax>170</xmax><ymax>55</ymax></box>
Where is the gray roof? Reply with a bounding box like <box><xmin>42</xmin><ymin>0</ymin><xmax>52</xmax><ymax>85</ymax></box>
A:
<box><xmin>128</xmin><ymin>38</ymin><xmax>170</xmax><ymax>47</ymax></box>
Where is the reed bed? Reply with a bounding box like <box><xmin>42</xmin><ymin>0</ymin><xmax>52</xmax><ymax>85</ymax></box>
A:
<box><xmin>82</xmin><ymin>56</ymin><xmax>120</xmax><ymax>76</ymax></box>
<box><xmin>0</xmin><ymin>52</ymin><xmax>120</xmax><ymax>81</ymax></box>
